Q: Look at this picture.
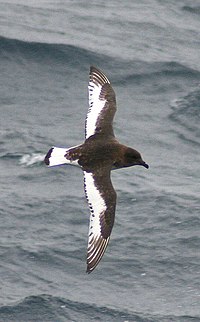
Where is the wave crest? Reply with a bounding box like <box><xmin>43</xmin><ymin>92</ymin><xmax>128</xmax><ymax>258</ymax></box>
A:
<box><xmin>19</xmin><ymin>153</ymin><xmax>45</xmax><ymax>166</ymax></box>
<box><xmin>0</xmin><ymin>294</ymin><xmax>198</xmax><ymax>322</ymax></box>
<box><xmin>0</xmin><ymin>35</ymin><xmax>110</xmax><ymax>67</ymax></box>
<box><xmin>169</xmin><ymin>87</ymin><xmax>200</xmax><ymax>145</ymax></box>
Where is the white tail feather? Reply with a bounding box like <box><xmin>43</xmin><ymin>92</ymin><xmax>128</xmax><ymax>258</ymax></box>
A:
<box><xmin>44</xmin><ymin>146</ymin><xmax>80</xmax><ymax>167</ymax></box>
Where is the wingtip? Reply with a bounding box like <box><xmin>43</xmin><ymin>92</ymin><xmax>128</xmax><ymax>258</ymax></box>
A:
<box><xmin>86</xmin><ymin>267</ymin><xmax>93</xmax><ymax>274</ymax></box>
<box><xmin>86</xmin><ymin>263</ymin><xmax>98</xmax><ymax>274</ymax></box>
<box><xmin>86</xmin><ymin>258</ymin><xmax>96</xmax><ymax>274</ymax></box>
<box><xmin>90</xmin><ymin>65</ymin><xmax>104</xmax><ymax>76</ymax></box>
<box><xmin>89</xmin><ymin>66</ymin><xmax>110</xmax><ymax>85</ymax></box>
<box><xmin>90</xmin><ymin>65</ymin><xmax>99</xmax><ymax>74</ymax></box>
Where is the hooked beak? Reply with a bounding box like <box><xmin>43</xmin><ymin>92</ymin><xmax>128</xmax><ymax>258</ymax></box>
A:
<box><xmin>141</xmin><ymin>161</ymin><xmax>149</xmax><ymax>169</ymax></box>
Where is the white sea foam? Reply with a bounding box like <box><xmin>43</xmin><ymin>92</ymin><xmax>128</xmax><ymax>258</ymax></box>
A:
<box><xmin>19</xmin><ymin>153</ymin><xmax>45</xmax><ymax>166</ymax></box>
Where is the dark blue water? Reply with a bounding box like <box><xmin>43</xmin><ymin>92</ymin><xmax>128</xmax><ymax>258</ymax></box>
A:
<box><xmin>0</xmin><ymin>1</ymin><xmax>200</xmax><ymax>321</ymax></box>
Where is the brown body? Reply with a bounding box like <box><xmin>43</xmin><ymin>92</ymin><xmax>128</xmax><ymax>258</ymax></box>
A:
<box><xmin>66</xmin><ymin>134</ymin><xmax>148</xmax><ymax>172</ymax></box>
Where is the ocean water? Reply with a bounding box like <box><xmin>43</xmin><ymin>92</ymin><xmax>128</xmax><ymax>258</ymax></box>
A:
<box><xmin>0</xmin><ymin>0</ymin><xmax>200</xmax><ymax>321</ymax></box>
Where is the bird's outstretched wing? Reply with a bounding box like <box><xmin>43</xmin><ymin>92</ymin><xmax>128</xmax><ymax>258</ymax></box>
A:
<box><xmin>83</xmin><ymin>168</ymin><xmax>117</xmax><ymax>273</ymax></box>
<box><xmin>85</xmin><ymin>66</ymin><xmax>116</xmax><ymax>139</ymax></box>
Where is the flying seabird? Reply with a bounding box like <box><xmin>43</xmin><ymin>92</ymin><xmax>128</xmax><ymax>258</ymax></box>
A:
<box><xmin>44</xmin><ymin>66</ymin><xmax>149</xmax><ymax>273</ymax></box>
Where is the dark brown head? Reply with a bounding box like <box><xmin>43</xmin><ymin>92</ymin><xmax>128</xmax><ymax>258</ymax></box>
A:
<box><xmin>124</xmin><ymin>147</ymin><xmax>149</xmax><ymax>169</ymax></box>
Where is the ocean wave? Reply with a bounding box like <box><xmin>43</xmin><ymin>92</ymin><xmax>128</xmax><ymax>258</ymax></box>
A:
<box><xmin>182</xmin><ymin>6</ymin><xmax>200</xmax><ymax>15</ymax></box>
<box><xmin>0</xmin><ymin>294</ymin><xmax>198</xmax><ymax>322</ymax></box>
<box><xmin>1</xmin><ymin>36</ymin><xmax>200</xmax><ymax>83</ymax></box>
<box><xmin>120</xmin><ymin>61</ymin><xmax>200</xmax><ymax>85</ymax></box>
<box><xmin>0</xmin><ymin>152</ymin><xmax>45</xmax><ymax>167</ymax></box>
<box><xmin>169</xmin><ymin>87</ymin><xmax>200</xmax><ymax>145</ymax></box>
<box><xmin>19</xmin><ymin>153</ymin><xmax>45</xmax><ymax>167</ymax></box>
<box><xmin>0</xmin><ymin>35</ymin><xmax>112</xmax><ymax>68</ymax></box>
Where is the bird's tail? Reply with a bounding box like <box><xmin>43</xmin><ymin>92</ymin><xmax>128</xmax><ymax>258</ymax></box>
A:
<box><xmin>44</xmin><ymin>147</ymin><xmax>69</xmax><ymax>167</ymax></box>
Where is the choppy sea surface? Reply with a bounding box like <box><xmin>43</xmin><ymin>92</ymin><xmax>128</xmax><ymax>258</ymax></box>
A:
<box><xmin>0</xmin><ymin>1</ymin><xmax>200</xmax><ymax>321</ymax></box>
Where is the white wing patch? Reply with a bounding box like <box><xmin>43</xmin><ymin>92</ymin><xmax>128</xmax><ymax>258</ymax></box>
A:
<box><xmin>86</xmin><ymin>78</ymin><xmax>110</xmax><ymax>139</ymax></box>
<box><xmin>84</xmin><ymin>171</ymin><xmax>109</xmax><ymax>273</ymax></box>
<box><xmin>84</xmin><ymin>171</ymin><xmax>106</xmax><ymax>238</ymax></box>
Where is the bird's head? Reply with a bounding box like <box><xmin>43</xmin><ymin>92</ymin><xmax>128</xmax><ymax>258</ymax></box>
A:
<box><xmin>124</xmin><ymin>147</ymin><xmax>149</xmax><ymax>169</ymax></box>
